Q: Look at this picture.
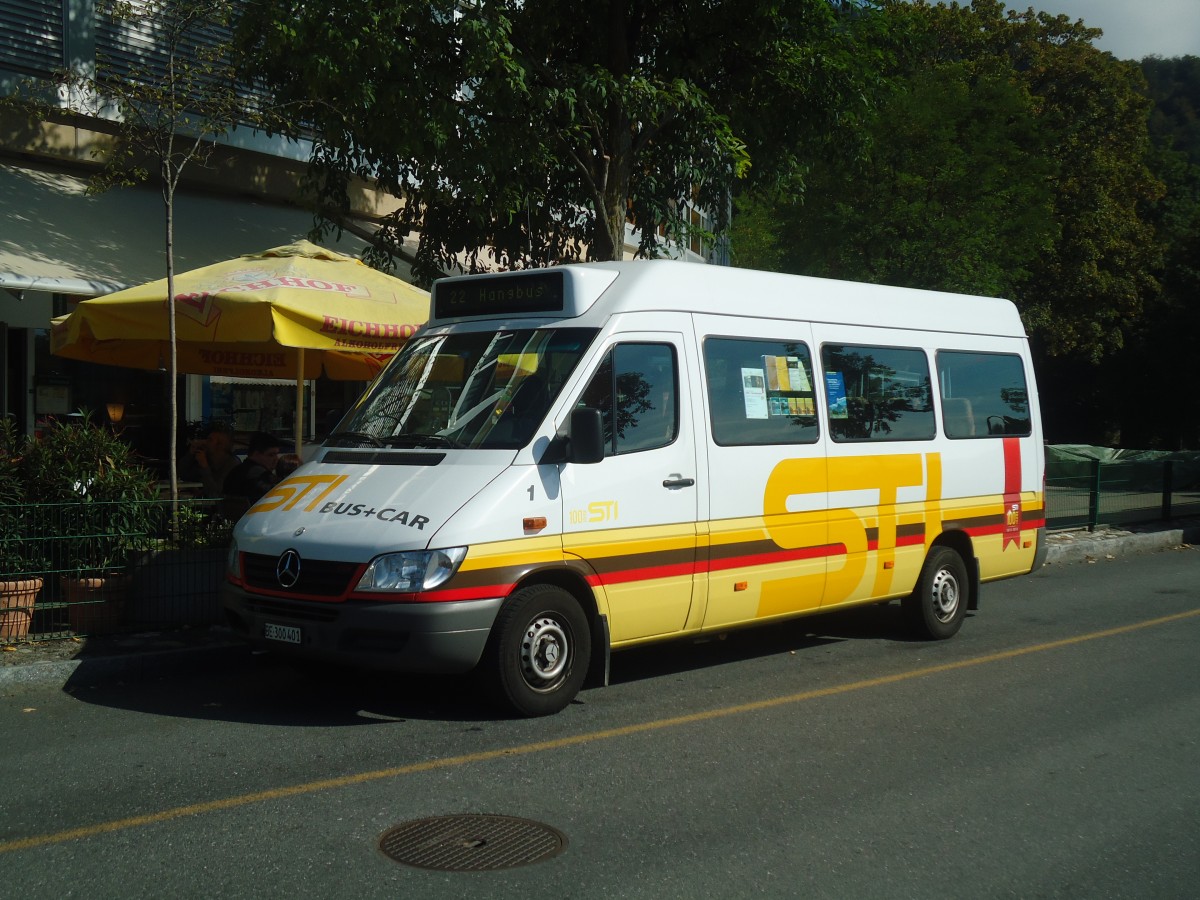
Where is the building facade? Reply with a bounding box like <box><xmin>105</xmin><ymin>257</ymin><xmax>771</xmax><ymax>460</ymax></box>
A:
<box><xmin>0</xmin><ymin>1</ymin><xmax>412</xmax><ymax>459</ymax></box>
<box><xmin>1</xmin><ymin>1</ymin><xmax>712</xmax><ymax>463</ymax></box>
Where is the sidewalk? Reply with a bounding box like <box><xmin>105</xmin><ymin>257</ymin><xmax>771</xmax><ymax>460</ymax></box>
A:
<box><xmin>0</xmin><ymin>624</ymin><xmax>245</xmax><ymax>689</ymax></box>
<box><xmin>1042</xmin><ymin>517</ymin><xmax>1200</xmax><ymax>565</ymax></box>
<box><xmin>3</xmin><ymin>519</ymin><xmax>1197</xmax><ymax>690</ymax></box>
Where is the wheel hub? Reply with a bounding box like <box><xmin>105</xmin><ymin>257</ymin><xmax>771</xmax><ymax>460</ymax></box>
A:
<box><xmin>521</xmin><ymin>615</ymin><xmax>570</xmax><ymax>689</ymax></box>
<box><xmin>930</xmin><ymin>568</ymin><xmax>960</xmax><ymax>622</ymax></box>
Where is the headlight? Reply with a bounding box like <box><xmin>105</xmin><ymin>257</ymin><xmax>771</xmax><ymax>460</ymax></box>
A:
<box><xmin>226</xmin><ymin>539</ymin><xmax>241</xmax><ymax>580</ymax></box>
<box><xmin>355</xmin><ymin>546</ymin><xmax>468</xmax><ymax>592</ymax></box>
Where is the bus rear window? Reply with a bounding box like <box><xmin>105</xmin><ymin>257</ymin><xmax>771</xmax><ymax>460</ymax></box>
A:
<box><xmin>937</xmin><ymin>351</ymin><xmax>1031</xmax><ymax>438</ymax></box>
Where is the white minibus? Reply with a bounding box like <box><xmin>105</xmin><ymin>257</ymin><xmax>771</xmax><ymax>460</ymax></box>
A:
<box><xmin>223</xmin><ymin>261</ymin><xmax>1046</xmax><ymax>715</ymax></box>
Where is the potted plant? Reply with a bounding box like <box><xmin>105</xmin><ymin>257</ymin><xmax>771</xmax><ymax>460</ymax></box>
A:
<box><xmin>20</xmin><ymin>413</ymin><xmax>158</xmax><ymax>634</ymax></box>
<box><xmin>0</xmin><ymin>418</ymin><xmax>47</xmax><ymax>642</ymax></box>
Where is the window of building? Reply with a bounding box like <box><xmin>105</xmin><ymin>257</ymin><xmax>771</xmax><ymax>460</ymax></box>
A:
<box><xmin>0</xmin><ymin>0</ymin><xmax>65</xmax><ymax>76</ymax></box>
<box><xmin>703</xmin><ymin>338</ymin><xmax>818</xmax><ymax>446</ymax></box>
<box><xmin>936</xmin><ymin>351</ymin><xmax>1031</xmax><ymax>438</ymax></box>
<box><xmin>821</xmin><ymin>344</ymin><xmax>934</xmax><ymax>442</ymax></box>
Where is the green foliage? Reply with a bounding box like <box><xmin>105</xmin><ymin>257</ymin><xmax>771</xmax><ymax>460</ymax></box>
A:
<box><xmin>1143</xmin><ymin>57</ymin><xmax>1200</xmax><ymax>167</ymax></box>
<box><xmin>233</xmin><ymin>0</ymin><xmax>882</xmax><ymax>282</ymax></box>
<box><xmin>167</xmin><ymin>502</ymin><xmax>234</xmax><ymax>550</ymax></box>
<box><xmin>772</xmin><ymin>64</ymin><xmax>1059</xmax><ymax>298</ymax></box>
<box><xmin>1086</xmin><ymin>55</ymin><xmax>1200</xmax><ymax>448</ymax></box>
<box><xmin>20</xmin><ymin>415</ymin><xmax>159</xmax><ymax>575</ymax></box>
<box><xmin>0</xmin><ymin>419</ymin><xmax>47</xmax><ymax>579</ymax></box>
<box><xmin>736</xmin><ymin>0</ymin><xmax>1163</xmax><ymax>364</ymax></box>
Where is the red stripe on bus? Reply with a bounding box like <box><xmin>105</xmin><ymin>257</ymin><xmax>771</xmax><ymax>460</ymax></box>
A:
<box><xmin>708</xmin><ymin>543</ymin><xmax>845</xmax><ymax>572</ymax></box>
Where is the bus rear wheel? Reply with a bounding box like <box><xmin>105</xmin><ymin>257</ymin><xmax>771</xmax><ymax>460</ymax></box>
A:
<box><xmin>903</xmin><ymin>546</ymin><xmax>968</xmax><ymax>640</ymax></box>
<box><xmin>482</xmin><ymin>584</ymin><xmax>591</xmax><ymax>717</ymax></box>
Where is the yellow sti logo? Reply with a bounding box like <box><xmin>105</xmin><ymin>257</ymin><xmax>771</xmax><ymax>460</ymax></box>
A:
<box><xmin>249</xmin><ymin>474</ymin><xmax>349</xmax><ymax>514</ymax></box>
<box><xmin>568</xmin><ymin>500</ymin><xmax>619</xmax><ymax>525</ymax></box>
<box><xmin>1006</xmin><ymin>504</ymin><xmax>1020</xmax><ymax>527</ymax></box>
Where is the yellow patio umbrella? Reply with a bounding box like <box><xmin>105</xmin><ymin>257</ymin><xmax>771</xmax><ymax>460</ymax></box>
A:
<box><xmin>51</xmin><ymin>240</ymin><xmax>429</xmax><ymax>453</ymax></box>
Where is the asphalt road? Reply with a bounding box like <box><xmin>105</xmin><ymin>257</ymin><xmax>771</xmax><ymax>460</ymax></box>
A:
<box><xmin>2</xmin><ymin>547</ymin><xmax>1198</xmax><ymax>899</ymax></box>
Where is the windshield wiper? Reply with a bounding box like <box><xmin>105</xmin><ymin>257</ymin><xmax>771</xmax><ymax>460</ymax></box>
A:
<box><xmin>326</xmin><ymin>430</ymin><xmax>383</xmax><ymax>447</ymax></box>
<box><xmin>381</xmin><ymin>433</ymin><xmax>460</xmax><ymax>449</ymax></box>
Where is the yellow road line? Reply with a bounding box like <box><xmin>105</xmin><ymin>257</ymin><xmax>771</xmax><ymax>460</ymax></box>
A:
<box><xmin>4</xmin><ymin>607</ymin><xmax>1197</xmax><ymax>854</ymax></box>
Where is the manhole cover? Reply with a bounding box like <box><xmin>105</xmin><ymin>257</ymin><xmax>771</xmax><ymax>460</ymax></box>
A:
<box><xmin>379</xmin><ymin>814</ymin><xmax>568</xmax><ymax>871</ymax></box>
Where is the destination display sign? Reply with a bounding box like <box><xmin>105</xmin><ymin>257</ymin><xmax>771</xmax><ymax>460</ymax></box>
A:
<box><xmin>434</xmin><ymin>271</ymin><xmax>565</xmax><ymax>319</ymax></box>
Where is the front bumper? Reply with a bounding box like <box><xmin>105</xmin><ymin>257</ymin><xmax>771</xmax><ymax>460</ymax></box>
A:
<box><xmin>221</xmin><ymin>583</ymin><xmax>503</xmax><ymax>673</ymax></box>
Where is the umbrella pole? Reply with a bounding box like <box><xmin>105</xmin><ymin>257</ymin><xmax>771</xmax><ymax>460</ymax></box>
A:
<box><xmin>295</xmin><ymin>348</ymin><xmax>305</xmax><ymax>460</ymax></box>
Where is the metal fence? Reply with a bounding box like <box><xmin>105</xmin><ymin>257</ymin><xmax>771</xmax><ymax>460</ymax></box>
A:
<box><xmin>3</xmin><ymin>458</ymin><xmax>1197</xmax><ymax>643</ymax></box>
<box><xmin>1045</xmin><ymin>457</ymin><xmax>1200</xmax><ymax>532</ymax></box>
<box><xmin>1</xmin><ymin>499</ymin><xmax>233</xmax><ymax>642</ymax></box>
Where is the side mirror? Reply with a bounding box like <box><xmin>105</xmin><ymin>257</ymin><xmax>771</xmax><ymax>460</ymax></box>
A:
<box><xmin>568</xmin><ymin>407</ymin><xmax>605</xmax><ymax>464</ymax></box>
<box><xmin>539</xmin><ymin>407</ymin><xmax>605</xmax><ymax>465</ymax></box>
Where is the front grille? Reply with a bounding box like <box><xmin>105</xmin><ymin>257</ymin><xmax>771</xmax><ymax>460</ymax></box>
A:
<box><xmin>243</xmin><ymin>553</ymin><xmax>360</xmax><ymax>597</ymax></box>
<box><xmin>244</xmin><ymin>597</ymin><xmax>340</xmax><ymax>623</ymax></box>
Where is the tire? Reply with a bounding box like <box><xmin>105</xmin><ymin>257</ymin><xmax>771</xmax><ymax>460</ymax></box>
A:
<box><xmin>903</xmin><ymin>546</ymin><xmax>969</xmax><ymax>640</ymax></box>
<box><xmin>481</xmin><ymin>584</ymin><xmax>591</xmax><ymax>717</ymax></box>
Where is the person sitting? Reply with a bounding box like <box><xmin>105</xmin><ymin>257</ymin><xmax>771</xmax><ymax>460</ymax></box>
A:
<box><xmin>276</xmin><ymin>452</ymin><xmax>302</xmax><ymax>479</ymax></box>
<box><xmin>180</xmin><ymin>422</ymin><xmax>239</xmax><ymax>498</ymax></box>
<box><xmin>222</xmin><ymin>432</ymin><xmax>282</xmax><ymax>514</ymax></box>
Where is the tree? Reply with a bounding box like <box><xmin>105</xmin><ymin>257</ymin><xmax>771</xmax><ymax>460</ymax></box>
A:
<box><xmin>746</xmin><ymin>63</ymin><xmax>1059</xmax><ymax>299</ymax></box>
<box><xmin>16</xmin><ymin>0</ymin><xmax>281</xmax><ymax>500</ymax></box>
<box><xmin>734</xmin><ymin>0</ymin><xmax>1163</xmax><ymax>367</ymax></box>
<box><xmin>233</xmin><ymin>0</ymin><xmax>883</xmax><ymax>282</ymax></box>
<box><xmin>1101</xmin><ymin>57</ymin><xmax>1200</xmax><ymax>448</ymax></box>
<box><xmin>1143</xmin><ymin>56</ymin><xmax>1200</xmax><ymax>167</ymax></box>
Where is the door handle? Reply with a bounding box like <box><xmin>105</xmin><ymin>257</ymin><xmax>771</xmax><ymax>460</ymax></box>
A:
<box><xmin>662</xmin><ymin>476</ymin><xmax>695</xmax><ymax>488</ymax></box>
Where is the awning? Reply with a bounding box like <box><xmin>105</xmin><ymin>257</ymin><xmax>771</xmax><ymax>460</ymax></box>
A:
<box><xmin>210</xmin><ymin>376</ymin><xmax>312</xmax><ymax>386</ymax></box>
<box><xmin>0</xmin><ymin>159</ymin><xmax>413</xmax><ymax>297</ymax></box>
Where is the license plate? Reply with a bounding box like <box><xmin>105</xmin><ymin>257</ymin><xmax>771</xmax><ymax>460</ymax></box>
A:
<box><xmin>264</xmin><ymin>623</ymin><xmax>302</xmax><ymax>644</ymax></box>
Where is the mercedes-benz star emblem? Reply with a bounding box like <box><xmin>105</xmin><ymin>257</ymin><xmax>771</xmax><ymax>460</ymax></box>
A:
<box><xmin>276</xmin><ymin>549</ymin><xmax>302</xmax><ymax>589</ymax></box>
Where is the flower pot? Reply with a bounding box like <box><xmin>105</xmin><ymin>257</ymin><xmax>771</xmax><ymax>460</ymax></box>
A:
<box><xmin>62</xmin><ymin>574</ymin><xmax>129</xmax><ymax>635</ymax></box>
<box><xmin>0</xmin><ymin>577</ymin><xmax>43</xmax><ymax>642</ymax></box>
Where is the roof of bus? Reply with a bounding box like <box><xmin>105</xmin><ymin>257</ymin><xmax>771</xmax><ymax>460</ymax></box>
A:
<box><xmin>430</xmin><ymin>260</ymin><xmax>1029</xmax><ymax>338</ymax></box>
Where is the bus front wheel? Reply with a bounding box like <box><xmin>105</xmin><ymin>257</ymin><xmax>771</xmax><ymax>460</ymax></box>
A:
<box><xmin>903</xmin><ymin>546</ymin><xmax>968</xmax><ymax>640</ymax></box>
<box><xmin>482</xmin><ymin>584</ymin><xmax>591</xmax><ymax>717</ymax></box>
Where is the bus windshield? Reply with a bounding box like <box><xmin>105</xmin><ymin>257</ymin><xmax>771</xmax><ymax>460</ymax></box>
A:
<box><xmin>331</xmin><ymin>327</ymin><xmax>598</xmax><ymax>450</ymax></box>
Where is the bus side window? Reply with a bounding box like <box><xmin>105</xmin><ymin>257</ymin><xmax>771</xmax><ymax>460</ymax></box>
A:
<box><xmin>577</xmin><ymin>343</ymin><xmax>678</xmax><ymax>455</ymax></box>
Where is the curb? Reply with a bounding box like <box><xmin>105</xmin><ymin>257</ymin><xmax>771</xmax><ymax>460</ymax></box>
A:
<box><xmin>1044</xmin><ymin>521</ymin><xmax>1200</xmax><ymax>566</ymax></box>
<box><xmin>0</xmin><ymin>632</ymin><xmax>246</xmax><ymax>690</ymax></box>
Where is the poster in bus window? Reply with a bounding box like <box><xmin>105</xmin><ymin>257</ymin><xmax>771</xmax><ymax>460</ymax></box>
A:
<box><xmin>786</xmin><ymin>356</ymin><xmax>811</xmax><ymax>392</ymax></box>
<box><xmin>741</xmin><ymin>368</ymin><xmax>769</xmax><ymax>419</ymax></box>
<box><xmin>826</xmin><ymin>372</ymin><xmax>848</xmax><ymax>418</ymax></box>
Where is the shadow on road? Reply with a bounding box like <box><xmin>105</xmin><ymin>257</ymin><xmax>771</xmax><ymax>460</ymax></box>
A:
<box><xmin>63</xmin><ymin>647</ymin><xmax>496</xmax><ymax>726</ymax></box>
<box><xmin>608</xmin><ymin>599</ymin><xmax>937</xmax><ymax>686</ymax></box>
<box><xmin>61</xmin><ymin>600</ymin><xmax>953</xmax><ymax>725</ymax></box>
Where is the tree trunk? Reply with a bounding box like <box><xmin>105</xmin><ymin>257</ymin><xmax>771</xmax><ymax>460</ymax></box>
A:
<box><xmin>589</xmin><ymin>5</ymin><xmax>634</xmax><ymax>262</ymax></box>
<box><xmin>163</xmin><ymin>175</ymin><xmax>179</xmax><ymax>505</ymax></box>
<box><xmin>591</xmin><ymin>198</ymin><xmax>627</xmax><ymax>262</ymax></box>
